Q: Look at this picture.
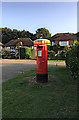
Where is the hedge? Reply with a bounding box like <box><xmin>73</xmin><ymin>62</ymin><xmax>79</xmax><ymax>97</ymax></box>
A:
<box><xmin>48</xmin><ymin>50</ymin><xmax>65</xmax><ymax>60</ymax></box>
<box><xmin>19</xmin><ymin>47</ymin><xmax>36</xmax><ymax>59</ymax></box>
<box><xmin>65</xmin><ymin>42</ymin><xmax>79</xmax><ymax>80</ymax></box>
<box><xmin>48</xmin><ymin>50</ymin><xmax>55</xmax><ymax>60</ymax></box>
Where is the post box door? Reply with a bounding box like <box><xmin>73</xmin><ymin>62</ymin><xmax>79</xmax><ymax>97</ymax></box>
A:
<box><xmin>37</xmin><ymin>46</ymin><xmax>47</xmax><ymax>74</ymax></box>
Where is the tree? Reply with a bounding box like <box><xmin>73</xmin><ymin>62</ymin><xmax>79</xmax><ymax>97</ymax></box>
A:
<box><xmin>2</xmin><ymin>27</ymin><xmax>51</xmax><ymax>44</ymax></box>
<box><xmin>20</xmin><ymin>30</ymin><xmax>27</xmax><ymax>38</ymax></box>
<box><xmin>2</xmin><ymin>28</ymin><xmax>36</xmax><ymax>44</ymax></box>
<box><xmin>12</xmin><ymin>29</ymin><xmax>18</xmax><ymax>39</ymax></box>
<box><xmin>2</xmin><ymin>27</ymin><xmax>13</xmax><ymax>44</ymax></box>
<box><xmin>75</xmin><ymin>32</ymin><xmax>79</xmax><ymax>37</ymax></box>
<box><xmin>35</xmin><ymin>28</ymin><xmax>51</xmax><ymax>39</ymax></box>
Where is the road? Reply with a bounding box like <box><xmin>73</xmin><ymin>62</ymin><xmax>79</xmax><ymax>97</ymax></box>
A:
<box><xmin>0</xmin><ymin>59</ymin><xmax>66</xmax><ymax>82</ymax></box>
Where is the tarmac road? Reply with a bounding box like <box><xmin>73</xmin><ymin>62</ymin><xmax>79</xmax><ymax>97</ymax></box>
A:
<box><xmin>0</xmin><ymin>59</ymin><xmax>66</xmax><ymax>82</ymax></box>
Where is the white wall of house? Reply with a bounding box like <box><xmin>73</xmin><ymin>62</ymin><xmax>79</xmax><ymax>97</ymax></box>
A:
<box><xmin>52</xmin><ymin>42</ymin><xmax>55</xmax><ymax>46</ymax></box>
<box><xmin>0</xmin><ymin>46</ymin><xmax>2</xmax><ymax>51</ymax></box>
<box><xmin>59</xmin><ymin>41</ymin><xmax>69</xmax><ymax>46</ymax></box>
<box><xmin>31</xmin><ymin>46</ymin><xmax>36</xmax><ymax>51</ymax></box>
<box><xmin>7</xmin><ymin>47</ymin><xmax>10</xmax><ymax>49</ymax></box>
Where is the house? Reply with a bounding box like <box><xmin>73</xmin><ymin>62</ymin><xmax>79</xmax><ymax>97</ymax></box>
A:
<box><xmin>50</xmin><ymin>33</ymin><xmax>78</xmax><ymax>46</ymax></box>
<box><xmin>0</xmin><ymin>42</ymin><xmax>4</xmax><ymax>51</ymax></box>
<box><xmin>5</xmin><ymin>38</ymin><xmax>34</xmax><ymax>58</ymax></box>
<box><xmin>0</xmin><ymin>42</ymin><xmax>4</xmax><ymax>58</ymax></box>
<box><xmin>5</xmin><ymin>38</ymin><xmax>34</xmax><ymax>50</ymax></box>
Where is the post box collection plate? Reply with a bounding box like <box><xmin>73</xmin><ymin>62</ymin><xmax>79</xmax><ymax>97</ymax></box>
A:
<box><xmin>38</xmin><ymin>50</ymin><xmax>42</xmax><ymax>57</ymax></box>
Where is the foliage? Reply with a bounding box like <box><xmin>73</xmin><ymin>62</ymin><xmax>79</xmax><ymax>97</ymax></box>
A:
<box><xmin>55</xmin><ymin>51</ymin><xmax>66</xmax><ymax>60</ymax></box>
<box><xmin>63</xmin><ymin>45</ymin><xmax>70</xmax><ymax>53</ymax></box>
<box><xmin>48</xmin><ymin>50</ymin><xmax>55</xmax><ymax>60</ymax></box>
<box><xmin>35</xmin><ymin>27</ymin><xmax>51</xmax><ymax>39</ymax></box>
<box><xmin>50</xmin><ymin>44</ymin><xmax>60</xmax><ymax>53</ymax></box>
<box><xmin>20</xmin><ymin>47</ymin><xmax>31</xmax><ymax>59</ymax></box>
<box><xmin>2</xmin><ymin>28</ymin><xmax>13</xmax><ymax>44</ymax></box>
<box><xmin>1</xmin><ymin>27</ymin><xmax>36</xmax><ymax>44</ymax></box>
<box><xmin>75</xmin><ymin>32</ymin><xmax>79</xmax><ymax>37</ymax></box>
<box><xmin>1</xmin><ymin>27</ymin><xmax>52</xmax><ymax>44</ymax></box>
<box><xmin>65</xmin><ymin>42</ymin><xmax>79</xmax><ymax>80</ymax></box>
<box><xmin>1</xmin><ymin>47</ymin><xmax>15</xmax><ymax>59</ymax></box>
<box><xmin>19</xmin><ymin>47</ymin><xmax>36</xmax><ymax>59</ymax></box>
<box><xmin>31</xmin><ymin>49</ymin><xmax>36</xmax><ymax>59</ymax></box>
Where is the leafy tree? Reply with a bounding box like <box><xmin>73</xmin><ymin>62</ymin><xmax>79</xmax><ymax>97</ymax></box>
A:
<box><xmin>2</xmin><ymin>27</ymin><xmax>36</xmax><ymax>44</ymax></box>
<box><xmin>2</xmin><ymin>27</ymin><xmax>51</xmax><ymax>44</ymax></box>
<box><xmin>20</xmin><ymin>30</ymin><xmax>27</xmax><ymax>38</ymax></box>
<box><xmin>35</xmin><ymin>28</ymin><xmax>51</xmax><ymax>39</ymax></box>
<box><xmin>2</xmin><ymin>27</ymin><xmax>13</xmax><ymax>44</ymax></box>
<box><xmin>75</xmin><ymin>32</ymin><xmax>79</xmax><ymax>37</ymax></box>
<box><xmin>12</xmin><ymin>29</ymin><xmax>18</xmax><ymax>39</ymax></box>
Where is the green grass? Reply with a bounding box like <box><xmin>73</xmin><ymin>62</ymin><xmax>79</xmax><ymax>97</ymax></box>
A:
<box><xmin>2</xmin><ymin>66</ymin><xmax>77</xmax><ymax>118</ymax></box>
<box><xmin>48</xmin><ymin>60</ymin><xmax>65</xmax><ymax>61</ymax></box>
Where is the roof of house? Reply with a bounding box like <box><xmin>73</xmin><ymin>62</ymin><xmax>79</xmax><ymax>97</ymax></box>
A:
<box><xmin>51</xmin><ymin>33</ymin><xmax>77</xmax><ymax>41</ymax></box>
<box><xmin>5</xmin><ymin>38</ymin><xmax>34</xmax><ymax>47</ymax></box>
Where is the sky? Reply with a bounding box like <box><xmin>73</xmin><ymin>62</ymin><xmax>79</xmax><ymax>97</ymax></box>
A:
<box><xmin>77</xmin><ymin>1</ymin><xmax>79</xmax><ymax>32</ymax></box>
<box><xmin>2</xmin><ymin>2</ymin><xmax>77</xmax><ymax>36</ymax></box>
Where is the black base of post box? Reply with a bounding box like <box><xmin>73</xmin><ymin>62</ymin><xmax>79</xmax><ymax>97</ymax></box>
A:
<box><xmin>37</xmin><ymin>73</ymin><xmax>48</xmax><ymax>83</ymax></box>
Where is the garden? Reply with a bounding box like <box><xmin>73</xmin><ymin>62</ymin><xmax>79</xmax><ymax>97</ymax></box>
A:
<box><xmin>1</xmin><ymin>44</ymin><xmax>68</xmax><ymax>60</ymax></box>
<box><xmin>2</xmin><ymin>66</ymin><xmax>77</xmax><ymax>118</ymax></box>
<box><xmin>2</xmin><ymin>42</ymin><xmax>79</xmax><ymax>118</ymax></box>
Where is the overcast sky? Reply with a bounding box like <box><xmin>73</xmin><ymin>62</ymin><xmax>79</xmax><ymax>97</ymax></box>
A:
<box><xmin>2</xmin><ymin>2</ymin><xmax>77</xmax><ymax>35</ymax></box>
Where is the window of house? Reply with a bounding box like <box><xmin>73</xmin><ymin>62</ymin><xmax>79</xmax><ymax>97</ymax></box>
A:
<box><xmin>11</xmin><ymin>46</ymin><xmax>15</xmax><ymax>49</ymax></box>
<box><xmin>16</xmin><ymin>46</ymin><xmax>19</xmax><ymax>49</ymax></box>
<box><xmin>52</xmin><ymin>42</ymin><xmax>55</xmax><ymax>46</ymax></box>
<box><xmin>59</xmin><ymin>41</ymin><xmax>69</xmax><ymax>46</ymax></box>
<box><xmin>0</xmin><ymin>46</ymin><xmax>2</xmax><ymax>51</ymax></box>
<box><xmin>7</xmin><ymin>47</ymin><xmax>10</xmax><ymax>49</ymax></box>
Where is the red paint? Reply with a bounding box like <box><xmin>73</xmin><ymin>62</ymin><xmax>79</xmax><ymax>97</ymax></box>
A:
<box><xmin>37</xmin><ymin>46</ymin><xmax>48</xmax><ymax>74</ymax></box>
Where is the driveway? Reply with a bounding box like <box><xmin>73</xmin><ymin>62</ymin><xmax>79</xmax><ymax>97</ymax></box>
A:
<box><xmin>0</xmin><ymin>59</ymin><xmax>66</xmax><ymax>82</ymax></box>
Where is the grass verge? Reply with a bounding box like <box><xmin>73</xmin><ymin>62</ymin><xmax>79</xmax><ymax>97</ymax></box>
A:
<box><xmin>2</xmin><ymin>66</ymin><xmax>77</xmax><ymax>118</ymax></box>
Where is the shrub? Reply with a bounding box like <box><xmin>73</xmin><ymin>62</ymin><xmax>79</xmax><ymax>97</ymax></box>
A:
<box><xmin>65</xmin><ymin>42</ymin><xmax>79</xmax><ymax>80</ymax></box>
<box><xmin>56</xmin><ymin>51</ymin><xmax>66</xmax><ymax>60</ymax></box>
<box><xmin>64</xmin><ymin>45</ymin><xmax>70</xmax><ymax>53</ymax></box>
<box><xmin>2</xmin><ymin>47</ymin><xmax>15</xmax><ymax>59</ymax></box>
<box><xmin>19</xmin><ymin>47</ymin><xmax>36</xmax><ymax>59</ymax></box>
<box><xmin>31</xmin><ymin>49</ymin><xmax>36</xmax><ymax>59</ymax></box>
<box><xmin>48</xmin><ymin>50</ymin><xmax>55</xmax><ymax>60</ymax></box>
<box><xmin>50</xmin><ymin>44</ymin><xmax>60</xmax><ymax>53</ymax></box>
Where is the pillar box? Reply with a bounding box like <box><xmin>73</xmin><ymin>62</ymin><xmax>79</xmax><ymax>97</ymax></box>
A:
<box><xmin>34</xmin><ymin>38</ymin><xmax>51</xmax><ymax>83</ymax></box>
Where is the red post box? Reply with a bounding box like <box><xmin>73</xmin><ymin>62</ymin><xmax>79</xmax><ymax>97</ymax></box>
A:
<box><xmin>34</xmin><ymin>38</ymin><xmax>50</xmax><ymax>83</ymax></box>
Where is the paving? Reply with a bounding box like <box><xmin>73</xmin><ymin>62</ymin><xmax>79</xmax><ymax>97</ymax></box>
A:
<box><xmin>0</xmin><ymin>59</ymin><xmax>66</xmax><ymax>82</ymax></box>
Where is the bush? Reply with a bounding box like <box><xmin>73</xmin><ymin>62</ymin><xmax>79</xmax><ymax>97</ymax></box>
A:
<box><xmin>65</xmin><ymin>42</ymin><xmax>79</xmax><ymax>80</ymax></box>
<box><xmin>31</xmin><ymin>49</ymin><xmax>36</xmax><ymax>59</ymax></box>
<box><xmin>55</xmin><ymin>51</ymin><xmax>66</xmax><ymax>60</ymax></box>
<box><xmin>2</xmin><ymin>47</ymin><xmax>15</xmax><ymax>59</ymax></box>
<box><xmin>50</xmin><ymin>44</ymin><xmax>60</xmax><ymax>53</ymax></box>
<box><xmin>48</xmin><ymin>50</ymin><xmax>55</xmax><ymax>60</ymax></box>
<box><xmin>19</xmin><ymin>47</ymin><xmax>36</xmax><ymax>59</ymax></box>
